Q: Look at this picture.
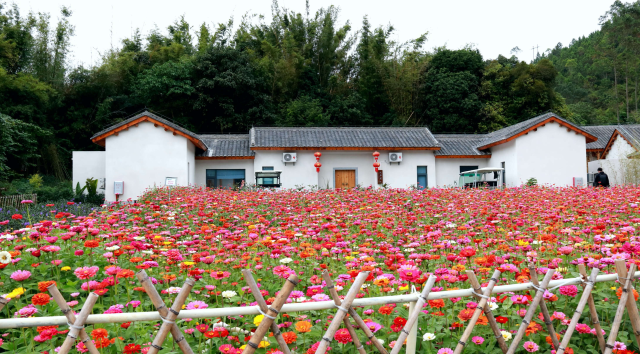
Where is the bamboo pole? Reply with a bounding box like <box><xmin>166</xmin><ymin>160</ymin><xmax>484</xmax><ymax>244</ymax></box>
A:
<box><xmin>604</xmin><ymin>263</ymin><xmax>637</xmax><ymax>354</ymax></box>
<box><xmin>577</xmin><ymin>264</ymin><xmax>605</xmax><ymax>353</ymax></box>
<box><xmin>0</xmin><ymin>297</ymin><xmax>7</xmax><ymax>312</ymax></box>
<box><xmin>242</xmin><ymin>269</ymin><xmax>293</xmax><ymax>354</ymax></box>
<box><xmin>528</xmin><ymin>265</ymin><xmax>559</xmax><ymax>350</ymax></box>
<box><xmin>314</xmin><ymin>272</ymin><xmax>369</xmax><ymax>354</ymax></box>
<box><xmin>1</xmin><ymin>271</ymin><xmax>638</xmax><ymax>329</ymax></box>
<box><xmin>47</xmin><ymin>284</ymin><xmax>100</xmax><ymax>354</ymax></box>
<box><xmin>136</xmin><ymin>270</ymin><xmax>194</xmax><ymax>354</ymax></box>
<box><xmin>321</xmin><ymin>271</ymin><xmax>389</xmax><ymax>354</ymax></box>
<box><xmin>614</xmin><ymin>259</ymin><xmax>640</xmax><ymax>346</ymax></box>
<box><xmin>556</xmin><ymin>267</ymin><xmax>599</xmax><ymax>354</ymax></box>
<box><xmin>148</xmin><ymin>278</ymin><xmax>196</xmax><ymax>354</ymax></box>
<box><xmin>506</xmin><ymin>269</ymin><xmax>555</xmax><ymax>354</ymax></box>
<box><xmin>467</xmin><ymin>270</ymin><xmax>508</xmax><ymax>354</ymax></box>
<box><xmin>318</xmin><ymin>270</ymin><xmax>366</xmax><ymax>354</ymax></box>
<box><xmin>405</xmin><ymin>301</ymin><xmax>418</xmax><ymax>354</ymax></box>
<box><xmin>58</xmin><ymin>292</ymin><xmax>99</xmax><ymax>354</ymax></box>
<box><xmin>242</xmin><ymin>273</ymin><xmax>299</xmax><ymax>354</ymax></box>
<box><xmin>389</xmin><ymin>275</ymin><xmax>437</xmax><ymax>354</ymax></box>
<box><xmin>453</xmin><ymin>270</ymin><xmax>501</xmax><ymax>354</ymax></box>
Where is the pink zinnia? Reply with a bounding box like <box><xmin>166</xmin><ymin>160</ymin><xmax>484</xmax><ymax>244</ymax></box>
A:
<box><xmin>472</xmin><ymin>336</ymin><xmax>484</xmax><ymax>345</ymax></box>
<box><xmin>575</xmin><ymin>323</ymin><xmax>591</xmax><ymax>334</ymax></box>
<box><xmin>219</xmin><ymin>344</ymin><xmax>237</xmax><ymax>354</ymax></box>
<box><xmin>559</xmin><ymin>285</ymin><xmax>578</xmax><ymax>297</ymax></box>
<box><xmin>273</xmin><ymin>265</ymin><xmax>295</xmax><ymax>279</ymax></box>
<box><xmin>10</xmin><ymin>270</ymin><xmax>31</xmax><ymax>281</ymax></box>
<box><xmin>74</xmin><ymin>266</ymin><xmax>99</xmax><ymax>280</ymax></box>
<box><xmin>523</xmin><ymin>341</ymin><xmax>539</xmax><ymax>352</ymax></box>
<box><xmin>437</xmin><ymin>349</ymin><xmax>454</xmax><ymax>354</ymax></box>
<box><xmin>186</xmin><ymin>301</ymin><xmax>208</xmax><ymax>310</ymax></box>
<box><xmin>211</xmin><ymin>271</ymin><xmax>231</xmax><ymax>280</ymax></box>
<box><xmin>398</xmin><ymin>265</ymin><xmax>422</xmax><ymax>282</ymax></box>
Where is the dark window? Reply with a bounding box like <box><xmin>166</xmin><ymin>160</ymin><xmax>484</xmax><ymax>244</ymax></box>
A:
<box><xmin>262</xmin><ymin>166</ymin><xmax>274</xmax><ymax>185</ymax></box>
<box><xmin>417</xmin><ymin>166</ymin><xmax>428</xmax><ymax>189</ymax></box>
<box><xmin>460</xmin><ymin>166</ymin><xmax>478</xmax><ymax>174</ymax></box>
<box><xmin>206</xmin><ymin>169</ymin><xmax>245</xmax><ymax>189</ymax></box>
<box><xmin>501</xmin><ymin>162</ymin><xmax>506</xmax><ymax>184</ymax></box>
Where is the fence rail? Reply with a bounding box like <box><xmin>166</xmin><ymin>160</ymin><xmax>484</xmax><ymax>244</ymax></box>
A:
<box><xmin>0</xmin><ymin>193</ymin><xmax>37</xmax><ymax>209</ymax></box>
<box><xmin>0</xmin><ymin>269</ymin><xmax>637</xmax><ymax>354</ymax></box>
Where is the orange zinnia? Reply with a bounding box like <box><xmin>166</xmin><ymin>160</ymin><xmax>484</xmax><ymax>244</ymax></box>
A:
<box><xmin>476</xmin><ymin>315</ymin><xmax>489</xmax><ymax>326</ymax></box>
<box><xmin>295</xmin><ymin>321</ymin><xmax>312</xmax><ymax>333</ymax></box>
<box><xmin>91</xmin><ymin>328</ymin><xmax>109</xmax><ymax>339</ymax></box>
<box><xmin>282</xmin><ymin>331</ymin><xmax>297</xmax><ymax>344</ymax></box>
<box><xmin>38</xmin><ymin>280</ymin><xmax>56</xmax><ymax>293</ymax></box>
<box><xmin>32</xmin><ymin>293</ymin><xmax>50</xmax><ymax>306</ymax></box>
<box><xmin>457</xmin><ymin>309</ymin><xmax>474</xmax><ymax>321</ymax></box>
<box><xmin>616</xmin><ymin>287</ymin><xmax>640</xmax><ymax>301</ymax></box>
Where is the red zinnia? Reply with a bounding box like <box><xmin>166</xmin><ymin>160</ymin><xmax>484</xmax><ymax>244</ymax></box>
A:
<box><xmin>123</xmin><ymin>343</ymin><xmax>141</xmax><ymax>354</ymax></box>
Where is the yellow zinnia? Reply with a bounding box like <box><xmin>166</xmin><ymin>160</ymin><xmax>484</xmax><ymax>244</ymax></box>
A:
<box><xmin>253</xmin><ymin>315</ymin><xmax>264</xmax><ymax>326</ymax></box>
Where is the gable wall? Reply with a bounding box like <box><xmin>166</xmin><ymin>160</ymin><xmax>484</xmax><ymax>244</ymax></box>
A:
<box><xmin>515</xmin><ymin>121</ymin><xmax>586</xmax><ymax>186</ymax></box>
<box><xmin>605</xmin><ymin>135</ymin><xmax>635</xmax><ymax>160</ymax></box>
<box><xmin>104</xmin><ymin>121</ymin><xmax>191</xmax><ymax>201</ymax></box>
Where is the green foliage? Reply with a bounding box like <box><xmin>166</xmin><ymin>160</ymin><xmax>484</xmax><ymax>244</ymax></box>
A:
<box><xmin>278</xmin><ymin>96</ymin><xmax>329</xmax><ymax>126</ymax></box>
<box><xmin>0</xmin><ymin>113</ymin><xmax>49</xmax><ymax>180</ymax></box>
<box><xmin>28</xmin><ymin>173</ymin><xmax>43</xmax><ymax>189</ymax></box>
<box><xmin>526</xmin><ymin>177</ymin><xmax>538</xmax><ymax>186</ymax></box>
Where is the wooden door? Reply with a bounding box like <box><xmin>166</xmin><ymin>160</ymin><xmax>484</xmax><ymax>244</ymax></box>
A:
<box><xmin>335</xmin><ymin>170</ymin><xmax>356</xmax><ymax>189</ymax></box>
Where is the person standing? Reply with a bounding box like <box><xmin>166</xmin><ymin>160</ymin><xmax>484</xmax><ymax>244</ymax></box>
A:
<box><xmin>593</xmin><ymin>168</ymin><xmax>610</xmax><ymax>188</ymax></box>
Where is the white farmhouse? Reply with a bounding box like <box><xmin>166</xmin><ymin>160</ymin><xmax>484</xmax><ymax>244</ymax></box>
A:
<box><xmin>584</xmin><ymin>125</ymin><xmax>640</xmax><ymax>185</ymax></box>
<box><xmin>73</xmin><ymin>111</ymin><xmax>597</xmax><ymax>201</ymax></box>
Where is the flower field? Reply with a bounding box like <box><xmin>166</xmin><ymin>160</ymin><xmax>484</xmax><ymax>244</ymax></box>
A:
<box><xmin>0</xmin><ymin>186</ymin><xmax>640</xmax><ymax>354</ymax></box>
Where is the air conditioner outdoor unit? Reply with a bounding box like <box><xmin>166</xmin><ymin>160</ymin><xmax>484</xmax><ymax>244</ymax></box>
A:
<box><xmin>389</xmin><ymin>152</ymin><xmax>403</xmax><ymax>164</ymax></box>
<box><xmin>282</xmin><ymin>153</ymin><xmax>297</xmax><ymax>164</ymax></box>
<box><xmin>587</xmin><ymin>173</ymin><xmax>595</xmax><ymax>184</ymax></box>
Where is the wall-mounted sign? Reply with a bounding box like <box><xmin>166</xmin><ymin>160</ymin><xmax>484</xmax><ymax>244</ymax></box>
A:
<box><xmin>114</xmin><ymin>181</ymin><xmax>124</xmax><ymax>195</ymax></box>
<box><xmin>377</xmin><ymin>170</ymin><xmax>383</xmax><ymax>184</ymax></box>
<box><xmin>165</xmin><ymin>177</ymin><xmax>178</xmax><ymax>187</ymax></box>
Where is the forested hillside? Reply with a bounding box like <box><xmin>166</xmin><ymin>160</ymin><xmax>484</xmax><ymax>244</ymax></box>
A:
<box><xmin>546</xmin><ymin>0</ymin><xmax>640</xmax><ymax>125</ymax></box>
<box><xmin>0</xmin><ymin>1</ymin><xmax>636</xmax><ymax>182</ymax></box>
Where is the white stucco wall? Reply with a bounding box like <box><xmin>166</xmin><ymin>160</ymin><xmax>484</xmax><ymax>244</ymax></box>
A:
<box><xmin>252</xmin><ymin>150</ymin><xmax>436</xmax><ymax>189</ymax></box>
<box><xmin>434</xmin><ymin>158</ymin><xmax>490</xmax><ymax>188</ymax></box>
<box><xmin>194</xmin><ymin>160</ymin><xmax>255</xmax><ymax>187</ymax></box>
<box><xmin>488</xmin><ymin>140</ymin><xmax>518</xmax><ymax>187</ymax></box>
<box><xmin>515</xmin><ymin>122</ymin><xmax>587</xmax><ymax>187</ymax></box>
<box><xmin>104</xmin><ymin>121</ymin><xmax>193</xmax><ymax>202</ymax></box>
<box><xmin>605</xmin><ymin>135</ymin><xmax>635</xmax><ymax>160</ymax></box>
<box><xmin>187</xmin><ymin>142</ymin><xmax>196</xmax><ymax>186</ymax></box>
<box><xmin>72</xmin><ymin>151</ymin><xmax>106</xmax><ymax>194</ymax></box>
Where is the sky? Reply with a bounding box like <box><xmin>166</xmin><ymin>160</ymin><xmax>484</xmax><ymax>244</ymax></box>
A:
<box><xmin>18</xmin><ymin>0</ymin><xmax>614</xmax><ymax>67</ymax></box>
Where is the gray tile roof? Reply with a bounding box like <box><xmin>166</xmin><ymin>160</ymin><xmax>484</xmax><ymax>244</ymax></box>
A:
<box><xmin>91</xmin><ymin>111</ymin><xmax>205</xmax><ymax>148</ymax></box>
<box><xmin>249</xmin><ymin>127</ymin><xmax>441</xmax><ymax>149</ymax></box>
<box><xmin>197</xmin><ymin>135</ymin><xmax>254</xmax><ymax>157</ymax></box>
<box><xmin>432</xmin><ymin>134</ymin><xmax>490</xmax><ymax>156</ymax></box>
<box><xmin>477</xmin><ymin>112</ymin><xmax>596</xmax><ymax>149</ymax></box>
<box><xmin>581</xmin><ymin>125</ymin><xmax>618</xmax><ymax>150</ymax></box>
<box><xmin>616</xmin><ymin>125</ymin><xmax>640</xmax><ymax>150</ymax></box>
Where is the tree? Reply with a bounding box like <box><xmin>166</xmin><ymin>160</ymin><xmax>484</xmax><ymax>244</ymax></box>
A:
<box><xmin>0</xmin><ymin>113</ymin><xmax>49</xmax><ymax>180</ymax></box>
<box><xmin>419</xmin><ymin>48</ymin><xmax>484</xmax><ymax>133</ymax></box>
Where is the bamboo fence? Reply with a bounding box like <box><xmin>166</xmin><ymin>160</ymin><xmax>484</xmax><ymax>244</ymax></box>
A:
<box><xmin>0</xmin><ymin>193</ymin><xmax>37</xmax><ymax>209</ymax></box>
<box><xmin>0</xmin><ymin>269</ymin><xmax>637</xmax><ymax>354</ymax></box>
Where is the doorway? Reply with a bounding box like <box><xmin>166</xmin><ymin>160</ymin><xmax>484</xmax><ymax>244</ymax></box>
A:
<box><xmin>335</xmin><ymin>170</ymin><xmax>356</xmax><ymax>189</ymax></box>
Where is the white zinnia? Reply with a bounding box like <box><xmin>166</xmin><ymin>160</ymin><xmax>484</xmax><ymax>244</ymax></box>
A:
<box><xmin>0</xmin><ymin>251</ymin><xmax>11</xmax><ymax>264</ymax></box>
<box><xmin>280</xmin><ymin>258</ymin><xmax>293</xmax><ymax>264</ymax></box>
<box><xmin>423</xmin><ymin>333</ymin><xmax>436</xmax><ymax>341</ymax></box>
<box><xmin>488</xmin><ymin>302</ymin><xmax>499</xmax><ymax>311</ymax></box>
<box><xmin>221</xmin><ymin>290</ymin><xmax>237</xmax><ymax>298</ymax></box>
<box><xmin>105</xmin><ymin>246</ymin><xmax>120</xmax><ymax>251</ymax></box>
<box><xmin>501</xmin><ymin>331</ymin><xmax>512</xmax><ymax>341</ymax></box>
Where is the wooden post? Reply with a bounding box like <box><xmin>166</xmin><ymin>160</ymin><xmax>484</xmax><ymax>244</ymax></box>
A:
<box><xmin>453</xmin><ymin>270</ymin><xmax>502</xmax><ymax>354</ymax></box>
<box><xmin>321</xmin><ymin>271</ymin><xmax>389</xmax><ymax>354</ymax></box>
<box><xmin>148</xmin><ymin>278</ymin><xmax>196</xmax><ymax>354</ymax></box>
<box><xmin>389</xmin><ymin>275</ymin><xmax>437</xmax><ymax>354</ymax></box>
<box><xmin>506</xmin><ymin>269</ymin><xmax>555</xmax><ymax>354</ymax></box>
<box><xmin>47</xmin><ymin>285</ymin><xmax>100</xmax><ymax>354</ymax></box>
<box><xmin>0</xmin><ymin>297</ymin><xmax>8</xmax><ymax>312</ymax></box>
<box><xmin>136</xmin><ymin>270</ymin><xmax>194</xmax><ymax>354</ymax></box>
<box><xmin>317</xmin><ymin>270</ymin><xmax>366</xmax><ymax>354</ymax></box>
<box><xmin>467</xmin><ymin>271</ymin><xmax>508</xmax><ymax>354</ymax></box>
<box><xmin>242</xmin><ymin>269</ymin><xmax>294</xmax><ymax>354</ymax></box>
<box><xmin>314</xmin><ymin>272</ymin><xmax>369</xmax><ymax>354</ymax></box>
<box><xmin>528</xmin><ymin>265</ymin><xmax>560</xmax><ymax>350</ymax></box>
<box><xmin>556</xmin><ymin>267</ymin><xmax>599</xmax><ymax>354</ymax></box>
<box><xmin>605</xmin><ymin>263</ymin><xmax>637</xmax><ymax>354</ymax></box>
<box><xmin>57</xmin><ymin>292</ymin><xmax>100</xmax><ymax>354</ymax></box>
<box><xmin>614</xmin><ymin>259</ymin><xmax>640</xmax><ymax>346</ymax></box>
<box><xmin>242</xmin><ymin>273</ymin><xmax>299</xmax><ymax>354</ymax></box>
<box><xmin>578</xmin><ymin>264</ymin><xmax>606</xmax><ymax>352</ymax></box>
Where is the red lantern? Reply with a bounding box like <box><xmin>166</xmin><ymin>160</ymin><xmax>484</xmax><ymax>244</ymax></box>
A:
<box><xmin>314</xmin><ymin>162</ymin><xmax>322</xmax><ymax>173</ymax></box>
<box><xmin>373</xmin><ymin>151</ymin><xmax>380</xmax><ymax>172</ymax></box>
<box><xmin>314</xmin><ymin>152</ymin><xmax>322</xmax><ymax>160</ymax></box>
<box><xmin>314</xmin><ymin>152</ymin><xmax>322</xmax><ymax>172</ymax></box>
